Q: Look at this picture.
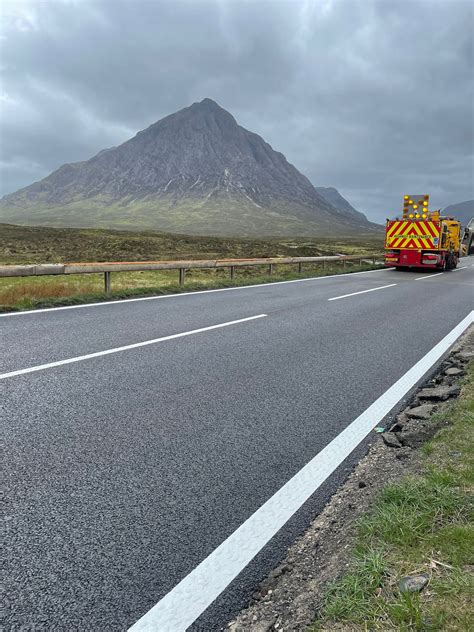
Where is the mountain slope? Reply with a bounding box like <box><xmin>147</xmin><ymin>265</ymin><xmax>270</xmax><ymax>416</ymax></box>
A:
<box><xmin>315</xmin><ymin>187</ymin><xmax>369</xmax><ymax>223</ymax></box>
<box><xmin>442</xmin><ymin>200</ymin><xmax>473</xmax><ymax>227</ymax></box>
<box><xmin>0</xmin><ymin>98</ymin><xmax>380</xmax><ymax>237</ymax></box>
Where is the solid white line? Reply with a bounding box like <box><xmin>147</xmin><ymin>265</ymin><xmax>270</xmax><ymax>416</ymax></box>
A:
<box><xmin>0</xmin><ymin>314</ymin><xmax>267</xmax><ymax>380</ymax></box>
<box><xmin>415</xmin><ymin>272</ymin><xmax>444</xmax><ymax>280</ymax></box>
<box><xmin>452</xmin><ymin>266</ymin><xmax>467</xmax><ymax>272</ymax></box>
<box><xmin>327</xmin><ymin>283</ymin><xmax>397</xmax><ymax>301</ymax></box>
<box><xmin>128</xmin><ymin>311</ymin><xmax>474</xmax><ymax>632</ymax></box>
<box><xmin>0</xmin><ymin>268</ymin><xmax>393</xmax><ymax>318</ymax></box>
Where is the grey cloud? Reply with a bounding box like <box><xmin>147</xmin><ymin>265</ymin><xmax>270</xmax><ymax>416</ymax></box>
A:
<box><xmin>1</xmin><ymin>0</ymin><xmax>472</xmax><ymax>222</ymax></box>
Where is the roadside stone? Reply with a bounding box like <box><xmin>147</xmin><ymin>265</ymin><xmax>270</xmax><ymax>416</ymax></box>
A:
<box><xmin>382</xmin><ymin>433</ymin><xmax>402</xmax><ymax>448</ymax></box>
<box><xmin>456</xmin><ymin>350</ymin><xmax>474</xmax><ymax>362</ymax></box>
<box><xmin>418</xmin><ymin>385</ymin><xmax>460</xmax><ymax>401</ymax></box>
<box><xmin>389</xmin><ymin>420</ymin><xmax>406</xmax><ymax>432</ymax></box>
<box><xmin>396</xmin><ymin>429</ymin><xmax>432</xmax><ymax>449</ymax></box>
<box><xmin>445</xmin><ymin>367</ymin><xmax>463</xmax><ymax>376</ymax></box>
<box><xmin>398</xmin><ymin>412</ymin><xmax>409</xmax><ymax>423</ymax></box>
<box><xmin>398</xmin><ymin>573</ymin><xmax>429</xmax><ymax>593</ymax></box>
<box><xmin>405</xmin><ymin>404</ymin><xmax>436</xmax><ymax>419</ymax></box>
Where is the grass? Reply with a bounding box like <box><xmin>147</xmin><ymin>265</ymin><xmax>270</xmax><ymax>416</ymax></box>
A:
<box><xmin>0</xmin><ymin>223</ymin><xmax>382</xmax><ymax>264</ymax></box>
<box><xmin>0</xmin><ymin>262</ymin><xmax>383</xmax><ymax>312</ymax></box>
<box><xmin>0</xmin><ymin>223</ymin><xmax>384</xmax><ymax>311</ymax></box>
<box><xmin>313</xmin><ymin>361</ymin><xmax>474</xmax><ymax>631</ymax></box>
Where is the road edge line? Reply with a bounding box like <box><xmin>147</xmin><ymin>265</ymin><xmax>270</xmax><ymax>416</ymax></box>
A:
<box><xmin>128</xmin><ymin>310</ymin><xmax>474</xmax><ymax>632</ymax></box>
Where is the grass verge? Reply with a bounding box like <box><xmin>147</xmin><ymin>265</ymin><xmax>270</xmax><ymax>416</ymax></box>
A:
<box><xmin>0</xmin><ymin>262</ymin><xmax>384</xmax><ymax>312</ymax></box>
<box><xmin>313</xmin><ymin>362</ymin><xmax>474</xmax><ymax>631</ymax></box>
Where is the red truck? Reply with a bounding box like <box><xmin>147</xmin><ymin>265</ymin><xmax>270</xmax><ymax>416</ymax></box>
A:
<box><xmin>385</xmin><ymin>195</ymin><xmax>461</xmax><ymax>270</ymax></box>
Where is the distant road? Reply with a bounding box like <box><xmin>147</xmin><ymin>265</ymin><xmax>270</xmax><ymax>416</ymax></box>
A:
<box><xmin>2</xmin><ymin>259</ymin><xmax>474</xmax><ymax>631</ymax></box>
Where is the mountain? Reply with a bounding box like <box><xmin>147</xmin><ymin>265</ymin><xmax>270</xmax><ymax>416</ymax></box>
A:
<box><xmin>442</xmin><ymin>200</ymin><xmax>473</xmax><ymax>227</ymax></box>
<box><xmin>314</xmin><ymin>187</ymin><xmax>369</xmax><ymax>223</ymax></box>
<box><xmin>0</xmin><ymin>98</ymin><xmax>380</xmax><ymax>237</ymax></box>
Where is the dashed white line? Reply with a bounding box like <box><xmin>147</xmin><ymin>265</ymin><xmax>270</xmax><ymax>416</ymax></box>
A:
<box><xmin>327</xmin><ymin>283</ymin><xmax>397</xmax><ymax>301</ymax></box>
<box><xmin>0</xmin><ymin>314</ymin><xmax>267</xmax><ymax>380</ymax></box>
<box><xmin>128</xmin><ymin>311</ymin><xmax>474</xmax><ymax>632</ymax></box>
<box><xmin>415</xmin><ymin>272</ymin><xmax>444</xmax><ymax>280</ymax></box>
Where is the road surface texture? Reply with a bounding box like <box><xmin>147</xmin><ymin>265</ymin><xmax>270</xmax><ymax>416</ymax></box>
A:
<box><xmin>2</xmin><ymin>259</ymin><xmax>474</xmax><ymax>630</ymax></box>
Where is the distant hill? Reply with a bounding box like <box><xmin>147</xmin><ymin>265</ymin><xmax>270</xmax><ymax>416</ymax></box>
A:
<box><xmin>315</xmin><ymin>187</ymin><xmax>370</xmax><ymax>224</ymax></box>
<box><xmin>0</xmin><ymin>98</ymin><xmax>381</xmax><ymax>237</ymax></box>
<box><xmin>442</xmin><ymin>200</ymin><xmax>473</xmax><ymax>227</ymax></box>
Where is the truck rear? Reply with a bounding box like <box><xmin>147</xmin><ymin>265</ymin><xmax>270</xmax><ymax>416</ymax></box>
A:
<box><xmin>385</xmin><ymin>195</ymin><xmax>461</xmax><ymax>270</ymax></box>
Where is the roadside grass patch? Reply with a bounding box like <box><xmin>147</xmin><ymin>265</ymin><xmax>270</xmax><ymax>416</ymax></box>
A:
<box><xmin>0</xmin><ymin>262</ymin><xmax>384</xmax><ymax>312</ymax></box>
<box><xmin>313</xmin><ymin>362</ymin><xmax>474</xmax><ymax>631</ymax></box>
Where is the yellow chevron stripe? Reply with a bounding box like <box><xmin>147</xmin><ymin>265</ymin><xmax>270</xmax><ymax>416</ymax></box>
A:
<box><xmin>416</xmin><ymin>223</ymin><xmax>434</xmax><ymax>239</ymax></box>
<box><xmin>386</xmin><ymin>221</ymin><xmax>403</xmax><ymax>239</ymax></box>
<box><xmin>428</xmin><ymin>221</ymin><xmax>440</xmax><ymax>237</ymax></box>
<box><xmin>412</xmin><ymin>223</ymin><xmax>425</xmax><ymax>237</ymax></box>
<box><xmin>399</xmin><ymin>221</ymin><xmax>410</xmax><ymax>236</ymax></box>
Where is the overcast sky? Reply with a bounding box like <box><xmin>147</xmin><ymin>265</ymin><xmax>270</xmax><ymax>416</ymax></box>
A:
<box><xmin>1</xmin><ymin>0</ymin><xmax>473</xmax><ymax>222</ymax></box>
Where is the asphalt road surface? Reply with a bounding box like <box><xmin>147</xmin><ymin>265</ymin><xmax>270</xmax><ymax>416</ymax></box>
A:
<box><xmin>2</xmin><ymin>260</ymin><xmax>474</xmax><ymax>631</ymax></box>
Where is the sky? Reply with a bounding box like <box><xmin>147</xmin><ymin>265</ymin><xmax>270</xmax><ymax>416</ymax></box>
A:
<box><xmin>1</xmin><ymin>0</ymin><xmax>473</xmax><ymax>223</ymax></box>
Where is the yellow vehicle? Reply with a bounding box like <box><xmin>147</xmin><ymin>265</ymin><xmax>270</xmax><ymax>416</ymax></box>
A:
<box><xmin>385</xmin><ymin>195</ymin><xmax>462</xmax><ymax>270</ymax></box>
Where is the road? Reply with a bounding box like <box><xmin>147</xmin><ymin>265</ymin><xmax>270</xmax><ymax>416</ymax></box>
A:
<box><xmin>2</xmin><ymin>260</ymin><xmax>474</xmax><ymax>631</ymax></box>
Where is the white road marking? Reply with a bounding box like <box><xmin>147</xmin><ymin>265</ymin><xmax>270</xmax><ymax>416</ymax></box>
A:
<box><xmin>327</xmin><ymin>283</ymin><xmax>397</xmax><ymax>301</ymax></box>
<box><xmin>128</xmin><ymin>311</ymin><xmax>474</xmax><ymax>632</ymax></box>
<box><xmin>415</xmin><ymin>272</ymin><xmax>444</xmax><ymax>280</ymax></box>
<box><xmin>0</xmin><ymin>268</ymin><xmax>393</xmax><ymax>318</ymax></box>
<box><xmin>452</xmin><ymin>266</ymin><xmax>467</xmax><ymax>272</ymax></box>
<box><xmin>0</xmin><ymin>314</ymin><xmax>267</xmax><ymax>380</ymax></box>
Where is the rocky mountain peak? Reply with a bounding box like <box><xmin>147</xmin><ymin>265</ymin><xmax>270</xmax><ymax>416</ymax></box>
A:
<box><xmin>0</xmin><ymin>99</ymin><xmax>381</xmax><ymax>237</ymax></box>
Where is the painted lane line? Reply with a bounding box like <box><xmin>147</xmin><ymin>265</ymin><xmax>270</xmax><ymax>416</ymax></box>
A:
<box><xmin>327</xmin><ymin>283</ymin><xmax>397</xmax><ymax>301</ymax></box>
<box><xmin>0</xmin><ymin>314</ymin><xmax>267</xmax><ymax>380</ymax></box>
<box><xmin>128</xmin><ymin>311</ymin><xmax>474</xmax><ymax>632</ymax></box>
<box><xmin>415</xmin><ymin>272</ymin><xmax>444</xmax><ymax>280</ymax></box>
<box><xmin>0</xmin><ymin>268</ymin><xmax>393</xmax><ymax>318</ymax></box>
<box><xmin>452</xmin><ymin>266</ymin><xmax>467</xmax><ymax>272</ymax></box>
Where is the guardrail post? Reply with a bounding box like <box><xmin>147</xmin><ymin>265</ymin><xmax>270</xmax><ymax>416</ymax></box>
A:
<box><xmin>268</xmin><ymin>263</ymin><xmax>274</xmax><ymax>275</ymax></box>
<box><xmin>179</xmin><ymin>268</ymin><xmax>186</xmax><ymax>286</ymax></box>
<box><xmin>342</xmin><ymin>259</ymin><xmax>346</xmax><ymax>268</ymax></box>
<box><xmin>104</xmin><ymin>271</ymin><xmax>111</xmax><ymax>293</ymax></box>
<box><xmin>230</xmin><ymin>265</ymin><xmax>235</xmax><ymax>280</ymax></box>
<box><xmin>359</xmin><ymin>258</ymin><xmax>362</xmax><ymax>266</ymax></box>
<box><xmin>323</xmin><ymin>260</ymin><xmax>326</xmax><ymax>269</ymax></box>
<box><xmin>372</xmin><ymin>256</ymin><xmax>376</xmax><ymax>265</ymax></box>
<box><xmin>298</xmin><ymin>262</ymin><xmax>303</xmax><ymax>273</ymax></box>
